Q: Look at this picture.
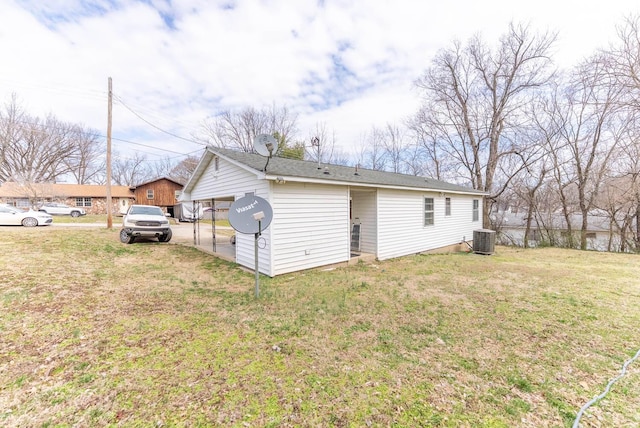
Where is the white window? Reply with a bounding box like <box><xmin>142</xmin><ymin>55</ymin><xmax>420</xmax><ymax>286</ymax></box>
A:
<box><xmin>75</xmin><ymin>197</ymin><xmax>92</xmax><ymax>207</ymax></box>
<box><xmin>472</xmin><ymin>199</ymin><xmax>479</xmax><ymax>222</ymax></box>
<box><xmin>147</xmin><ymin>189</ymin><xmax>154</xmax><ymax>200</ymax></box>
<box><xmin>424</xmin><ymin>197</ymin><xmax>434</xmax><ymax>226</ymax></box>
<box><xmin>445</xmin><ymin>197</ymin><xmax>451</xmax><ymax>216</ymax></box>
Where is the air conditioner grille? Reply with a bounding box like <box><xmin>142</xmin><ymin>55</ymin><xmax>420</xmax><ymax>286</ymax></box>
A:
<box><xmin>473</xmin><ymin>229</ymin><xmax>496</xmax><ymax>255</ymax></box>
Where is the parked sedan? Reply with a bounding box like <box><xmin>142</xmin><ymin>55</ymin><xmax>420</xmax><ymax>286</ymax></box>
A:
<box><xmin>0</xmin><ymin>205</ymin><xmax>53</xmax><ymax>227</ymax></box>
<box><xmin>39</xmin><ymin>202</ymin><xmax>86</xmax><ymax>217</ymax></box>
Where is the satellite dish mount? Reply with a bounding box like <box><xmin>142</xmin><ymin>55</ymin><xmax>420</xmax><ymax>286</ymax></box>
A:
<box><xmin>254</xmin><ymin>134</ymin><xmax>279</xmax><ymax>172</ymax></box>
<box><xmin>229</xmin><ymin>193</ymin><xmax>274</xmax><ymax>298</ymax></box>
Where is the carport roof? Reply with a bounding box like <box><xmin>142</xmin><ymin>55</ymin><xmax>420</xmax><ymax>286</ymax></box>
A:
<box><xmin>202</xmin><ymin>147</ymin><xmax>484</xmax><ymax>195</ymax></box>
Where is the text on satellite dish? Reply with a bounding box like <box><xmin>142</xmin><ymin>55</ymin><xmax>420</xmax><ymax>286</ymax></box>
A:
<box><xmin>235</xmin><ymin>200</ymin><xmax>259</xmax><ymax>213</ymax></box>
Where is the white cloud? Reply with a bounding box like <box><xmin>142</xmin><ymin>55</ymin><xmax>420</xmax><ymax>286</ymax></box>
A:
<box><xmin>1</xmin><ymin>0</ymin><xmax>637</xmax><ymax>163</ymax></box>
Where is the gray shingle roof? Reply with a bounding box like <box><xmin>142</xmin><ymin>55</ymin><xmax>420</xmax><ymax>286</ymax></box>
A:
<box><xmin>212</xmin><ymin>147</ymin><xmax>484</xmax><ymax>195</ymax></box>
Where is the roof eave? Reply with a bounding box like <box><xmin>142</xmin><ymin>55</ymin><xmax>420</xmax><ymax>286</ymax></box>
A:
<box><xmin>263</xmin><ymin>174</ymin><xmax>486</xmax><ymax>195</ymax></box>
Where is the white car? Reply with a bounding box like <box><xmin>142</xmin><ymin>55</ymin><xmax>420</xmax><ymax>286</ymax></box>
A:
<box><xmin>39</xmin><ymin>202</ymin><xmax>86</xmax><ymax>217</ymax></box>
<box><xmin>120</xmin><ymin>204</ymin><xmax>172</xmax><ymax>244</ymax></box>
<box><xmin>0</xmin><ymin>205</ymin><xmax>53</xmax><ymax>227</ymax></box>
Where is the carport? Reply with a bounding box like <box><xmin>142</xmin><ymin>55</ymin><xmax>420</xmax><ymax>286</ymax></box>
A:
<box><xmin>172</xmin><ymin>197</ymin><xmax>236</xmax><ymax>262</ymax></box>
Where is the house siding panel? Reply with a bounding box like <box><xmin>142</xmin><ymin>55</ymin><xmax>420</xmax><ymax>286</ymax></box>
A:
<box><xmin>190</xmin><ymin>157</ymin><xmax>263</xmax><ymax>200</ymax></box>
<box><xmin>377</xmin><ymin>190</ymin><xmax>481</xmax><ymax>260</ymax></box>
<box><xmin>235</xmin><ymin>228</ymin><xmax>272</xmax><ymax>275</ymax></box>
<box><xmin>271</xmin><ymin>182</ymin><xmax>350</xmax><ymax>275</ymax></box>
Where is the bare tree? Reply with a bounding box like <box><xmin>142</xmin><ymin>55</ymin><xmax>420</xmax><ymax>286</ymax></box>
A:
<box><xmin>306</xmin><ymin>122</ymin><xmax>338</xmax><ymax>164</ymax></box>
<box><xmin>607</xmin><ymin>15</ymin><xmax>640</xmax><ymax>106</ymax></box>
<box><xmin>356</xmin><ymin>127</ymin><xmax>388</xmax><ymax>171</ymax></box>
<box><xmin>604</xmin><ymin>119</ymin><xmax>640</xmax><ymax>250</ymax></box>
<box><xmin>199</xmin><ymin>104</ymin><xmax>298</xmax><ymax>153</ymax></box>
<box><xmin>406</xmin><ymin>109</ymin><xmax>457</xmax><ymax>181</ymax></box>
<box><xmin>328</xmin><ymin>149</ymin><xmax>354</xmax><ymax>167</ymax></box>
<box><xmin>267</xmin><ymin>103</ymin><xmax>299</xmax><ymax>148</ymax></box>
<box><xmin>604</xmin><ymin>15</ymin><xmax>640</xmax><ymax>250</ymax></box>
<box><xmin>0</xmin><ymin>96</ymin><xmax>75</xmax><ymax>182</ymax></box>
<box><xmin>111</xmin><ymin>151</ymin><xmax>152</xmax><ymax>186</ymax></box>
<box><xmin>597</xmin><ymin>174</ymin><xmax>638</xmax><ymax>251</ymax></box>
<box><xmin>63</xmin><ymin>125</ymin><xmax>104</xmax><ymax>184</ymax></box>
<box><xmin>558</xmin><ymin>57</ymin><xmax>629</xmax><ymax>249</ymax></box>
<box><xmin>169</xmin><ymin>155</ymin><xmax>200</xmax><ymax>184</ymax></box>
<box><xmin>402</xmin><ymin>144</ymin><xmax>427</xmax><ymax>176</ymax></box>
<box><xmin>413</xmin><ymin>23</ymin><xmax>557</xmax><ymax>227</ymax></box>
<box><xmin>0</xmin><ymin>94</ymin><xmax>23</xmax><ymax>182</ymax></box>
<box><xmin>381</xmin><ymin>123</ymin><xmax>406</xmax><ymax>174</ymax></box>
<box><xmin>147</xmin><ymin>156</ymin><xmax>178</xmax><ymax>181</ymax></box>
<box><xmin>0</xmin><ymin>95</ymin><xmax>104</xmax><ymax>184</ymax></box>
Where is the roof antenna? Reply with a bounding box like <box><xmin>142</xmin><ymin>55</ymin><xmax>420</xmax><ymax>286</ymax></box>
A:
<box><xmin>311</xmin><ymin>136</ymin><xmax>321</xmax><ymax>169</ymax></box>
<box><xmin>253</xmin><ymin>134</ymin><xmax>278</xmax><ymax>172</ymax></box>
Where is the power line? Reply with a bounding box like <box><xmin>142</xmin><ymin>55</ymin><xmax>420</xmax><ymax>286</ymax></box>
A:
<box><xmin>5</xmin><ymin>116</ymin><xmax>200</xmax><ymax>158</ymax></box>
<box><xmin>113</xmin><ymin>93</ymin><xmax>207</xmax><ymax>146</ymax></box>
<box><xmin>109</xmin><ymin>136</ymin><xmax>191</xmax><ymax>156</ymax></box>
<box><xmin>0</xmin><ymin>76</ymin><xmax>107</xmax><ymax>102</ymax></box>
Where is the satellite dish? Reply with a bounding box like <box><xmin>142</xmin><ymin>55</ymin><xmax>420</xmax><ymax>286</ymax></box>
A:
<box><xmin>229</xmin><ymin>194</ymin><xmax>273</xmax><ymax>234</ymax></box>
<box><xmin>254</xmin><ymin>134</ymin><xmax>278</xmax><ymax>157</ymax></box>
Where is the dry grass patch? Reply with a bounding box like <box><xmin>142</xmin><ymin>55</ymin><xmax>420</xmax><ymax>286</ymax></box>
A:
<box><xmin>1</xmin><ymin>227</ymin><xmax>640</xmax><ymax>427</ymax></box>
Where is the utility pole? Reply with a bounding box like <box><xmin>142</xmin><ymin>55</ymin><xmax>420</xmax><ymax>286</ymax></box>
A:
<box><xmin>106</xmin><ymin>77</ymin><xmax>113</xmax><ymax>229</ymax></box>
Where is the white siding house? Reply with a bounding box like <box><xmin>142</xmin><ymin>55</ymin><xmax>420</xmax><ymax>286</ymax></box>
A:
<box><xmin>181</xmin><ymin>147</ymin><xmax>485</xmax><ymax>276</ymax></box>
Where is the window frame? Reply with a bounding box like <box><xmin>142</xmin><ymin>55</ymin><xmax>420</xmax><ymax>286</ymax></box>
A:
<box><xmin>472</xmin><ymin>199</ymin><xmax>479</xmax><ymax>222</ymax></box>
<box><xmin>424</xmin><ymin>197</ymin><xmax>435</xmax><ymax>226</ymax></box>
<box><xmin>75</xmin><ymin>197</ymin><xmax>92</xmax><ymax>207</ymax></box>
<box><xmin>445</xmin><ymin>197</ymin><xmax>451</xmax><ymax>216</ymax></box>
<box><xmin>147</xmin><ymin>189</ymin><xmax>154</xmax><ymax>200</ymax></box>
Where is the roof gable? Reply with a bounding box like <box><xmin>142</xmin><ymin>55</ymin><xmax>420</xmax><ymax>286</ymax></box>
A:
<box><xmin>133</xmin><ymin>177</ymin><xmax>184</xmax><ymax>189</ymax></box>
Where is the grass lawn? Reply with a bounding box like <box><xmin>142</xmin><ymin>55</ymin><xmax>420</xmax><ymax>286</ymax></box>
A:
<box><xmin>1</xmin><ymin>227</ymin><xmax>639</xmax><ymax>427</ymax></box>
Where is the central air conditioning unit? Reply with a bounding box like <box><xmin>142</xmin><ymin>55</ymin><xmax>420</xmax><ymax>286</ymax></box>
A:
<box><xmin>473</xmin><ymin>229</ymin><xmax>496</xmax><ymax>255</ymax></box>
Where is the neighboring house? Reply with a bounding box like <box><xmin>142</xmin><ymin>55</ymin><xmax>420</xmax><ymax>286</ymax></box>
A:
<box><xmin>0</xmin><ymin>182</ymin><xmax>135</xmax><ymax>214</ymax></box>
<box><xmin>180</xmin><ymin>147</ymin><xmax>485</xmax><ymax>277</ymax></box>
<box><xmin>132</xmin><ymin>177</ymin><xmax>184</xmax><ymax>216</ymax></box>
<box><xmin>495</xmin><ymin>210</ymin><xmax>624</xmax><ymax>251</ymax></box>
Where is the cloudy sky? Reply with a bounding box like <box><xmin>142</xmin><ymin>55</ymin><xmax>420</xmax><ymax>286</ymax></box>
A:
<box><xmin>1</xmin><ymin>0</ymin><xmax>637</xmax><ymax>166</ymax></box>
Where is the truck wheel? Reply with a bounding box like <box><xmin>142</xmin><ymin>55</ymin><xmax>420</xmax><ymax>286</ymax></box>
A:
<box><xmin>158</xmin><ymin>229</ymin><xmax>172</xmax><ymax>243</ymax></box>
<box><xmin>119</xmin><ymin>229</ymin><xmax>135</xmax><ymax>244</ymax></box>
